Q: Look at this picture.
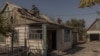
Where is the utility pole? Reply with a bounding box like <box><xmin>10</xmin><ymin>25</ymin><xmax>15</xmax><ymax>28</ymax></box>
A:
<box><xmin>11</xmin><ymin>8</ymin><xmax>15</xmax><ymax>56</ymax></box>
<box><xmin>11</xmin><ymin>16</ymin><xmax>14</xmax><ymax>56</ymax></box>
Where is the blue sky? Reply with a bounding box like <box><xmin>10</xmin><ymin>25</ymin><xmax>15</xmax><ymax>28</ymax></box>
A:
<box><xmin>0</xmin><ymin>0</ymin><xmax>100</xmax><ymax>28</ymax></box>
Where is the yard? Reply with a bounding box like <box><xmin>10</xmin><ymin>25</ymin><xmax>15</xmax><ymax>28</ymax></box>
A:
<box><xmin>67</xmin><ymin>41</ymin><xmax>100</xmax><ymax>56</ymax></box>
<box><xmin>51</xmin><ymin>41</ymin><xmax>100</xmax><ymax>56</ymax></box>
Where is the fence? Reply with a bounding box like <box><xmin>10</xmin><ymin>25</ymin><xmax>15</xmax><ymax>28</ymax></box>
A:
<box><xmin>0</xmin><ymin>24</ymin><xmax>46</xmax><ymax>56</ymax></box>
<box><xmin>0</xmin><ymin>46</ymin><xmax>28</xmax><ymax>56</ymax></box>
<box><xmin>0</xmin><ymin>13</ymin><xmax>47</xmax><ymax>56</ymax></box>
<box><xmin>0</xmin><ymin>40</ymin><xmax>44</xmax><ymax>56</ymax></box>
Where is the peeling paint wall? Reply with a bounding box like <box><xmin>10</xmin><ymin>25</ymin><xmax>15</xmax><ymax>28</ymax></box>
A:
<box><xmin>57</xmin><ymin>29</ymin><xmax>73</xmax><ymax>51</ymax></box>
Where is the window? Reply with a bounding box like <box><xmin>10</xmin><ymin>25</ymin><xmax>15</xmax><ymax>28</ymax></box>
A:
<box><xmin>12</xmin><ymin>30</ymin><xmax>19</xmax><ymax>44</ymax></box>
<box><xmin>29</xmin><ymin>29</ymin><xmax>42</xmax><ymax>40</ymax></box>
<box><xmin>64</xmin><ymin>29</ymin><xmax>70</xmax><ymax>42</ymax></box>
<box><xmin>0</xmin><ymin>34</ymin><xmax>5</xmax><ymax>43</ymax></box>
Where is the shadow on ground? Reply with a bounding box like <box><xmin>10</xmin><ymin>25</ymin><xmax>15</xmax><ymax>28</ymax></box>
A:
<box><xmin>49</xmin><ymin>45</ymin><xmax>85</xmax><ymax>56</ymax></box>
<box><xmin>64</xmin><ymin>45</ymin><xmax>85</xmax><ymax>55</ymax></box>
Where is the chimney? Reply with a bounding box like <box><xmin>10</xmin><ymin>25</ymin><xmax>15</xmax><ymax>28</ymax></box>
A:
<box><xmin>57</xmin><ymin>18</ymin><xmax>62</xmax><ymax>24</ymax></box>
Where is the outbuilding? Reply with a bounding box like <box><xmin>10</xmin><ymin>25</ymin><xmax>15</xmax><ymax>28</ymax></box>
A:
<box><xmin>87</xmin><ymin>19</ymin><xmax>100</xmax><ymax>42</ymax></box>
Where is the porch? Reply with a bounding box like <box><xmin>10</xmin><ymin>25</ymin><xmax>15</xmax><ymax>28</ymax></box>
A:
<box><xmin>0</xmin><ymin>22</ymin><xmax>72</xmax><ymax>56</ymax></box>
<box><xmin>28</xmin><ymin>23</ymin><xmax>72</xmax><ymax>55</ymax></box>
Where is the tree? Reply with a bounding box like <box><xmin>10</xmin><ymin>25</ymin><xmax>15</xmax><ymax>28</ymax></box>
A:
<box><xmin>66</xmin><ymin>18</ymin><xmax>86</xmax><ymax>35</ymax></box>
<box><xmin>0</xmin><ymin>15</ymin><xmax>12</xmax><ymax>36</ymax></box>
<box><xmin>79</xmin><ymin>0</ymin><xmax>100</xmax><ymax>8</ymax></box>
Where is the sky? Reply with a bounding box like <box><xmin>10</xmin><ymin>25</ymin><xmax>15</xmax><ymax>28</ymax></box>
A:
<box><xmin>0</xmin><ymin>0</ymin><xmax>100</xmax><ymax>28</ymax></box>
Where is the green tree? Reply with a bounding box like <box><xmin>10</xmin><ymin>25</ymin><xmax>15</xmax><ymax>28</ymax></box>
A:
<box><xmin>66</xmin><ymin>18</ymin><xmax>86</xmax><ymax>35</ymax></box>
<box><xmin>0</xmin><ymin>15</ymin><xmax>12</xmax><ymax>36</ymax></box>
<box><xmin>79</xmin><ymin>0</ymin><xmax>100</xmax><ymax>8</ymax></box>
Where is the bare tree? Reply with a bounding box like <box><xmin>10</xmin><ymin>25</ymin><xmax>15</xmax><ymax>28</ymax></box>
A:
<box><xmin>0</xmin><ymin>15</ymin><xmax>12</xmax><ymax>36</ymax></box>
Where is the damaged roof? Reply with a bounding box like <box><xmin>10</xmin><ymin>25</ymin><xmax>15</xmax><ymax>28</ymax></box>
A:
<box><xmin>0</xmin><ymin>2</ymin><xmax>72</xmax><ymax>29</ymax></box>
<box><xmin>0</xmin><ymin>2</ymin><xmax>54</xmax><ymax>23</ymax></box>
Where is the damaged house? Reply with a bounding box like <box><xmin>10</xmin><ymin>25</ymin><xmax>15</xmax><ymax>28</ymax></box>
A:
<box><xmin>0</xmin><ymin>2</ymin><xmax>73</xmax><ymax>55</ymax></box>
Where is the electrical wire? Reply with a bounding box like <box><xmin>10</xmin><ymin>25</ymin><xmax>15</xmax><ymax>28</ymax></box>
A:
<box><xmin>49</xmin><ymin>12</ymin><xmax>99</xmax><ymax>17</ymax></box>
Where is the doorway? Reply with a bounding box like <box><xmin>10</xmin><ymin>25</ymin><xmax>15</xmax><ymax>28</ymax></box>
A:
<box><xmin>52</xmin><ymin>30</ymin><xmax>57</xmax><ymax>50</ymax></box>
<box><xmin>47</xmin><ymin>30</ymin><xmax>57</xmax><ymax>52</ymax></box>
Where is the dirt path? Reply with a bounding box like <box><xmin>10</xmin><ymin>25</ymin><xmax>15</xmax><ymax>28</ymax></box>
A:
<box><xmin>64</xmin><ymin>41</ymin><xmax>100</xmax><ymax>56</ymax></box>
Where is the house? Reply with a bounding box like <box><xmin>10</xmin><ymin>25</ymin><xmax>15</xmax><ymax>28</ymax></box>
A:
<box><xmin>0</xmin><ymin>2</ymin><xmax>73</xmax><ymax>55</ymax></box>
<box><xmin>87</xmin><ymin>19</ymin><xmax>100</xmax><ymax>42</ymax></box>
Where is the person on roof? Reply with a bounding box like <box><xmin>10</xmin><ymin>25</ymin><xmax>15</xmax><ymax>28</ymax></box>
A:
<box><xmin>30</xmin><ymin>5</ymin><xmax>40</xmax><ymax>17</ymax></box>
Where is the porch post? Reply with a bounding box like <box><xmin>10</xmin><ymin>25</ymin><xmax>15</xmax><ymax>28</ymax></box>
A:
<box><xmin>70</xmin><ymin>30</ymin><xmax>73</xmax><ymax>42</ymax></box>
<box><xmin>87</xmin><ymin>34</ymin><xmax>90</xmax><ymax>42</ymax></box>
<box><xmin>42</xmin><ymin>24</ymin><xmax>47</xmax><ymax>56</ymax></box>
<box><xmin>99</xmin><ymin>34</ymin><xmax>100</xmax><ymax>41</ymax></box>
<box><xmin>11</xmin><ymin>29</ymin><xmax>14</xmax><ymax>55</ymax></box>
<box><xmin>77</xmin><ymin>33</ymin><xmax>79</xmax><ymax>42</ymax></box>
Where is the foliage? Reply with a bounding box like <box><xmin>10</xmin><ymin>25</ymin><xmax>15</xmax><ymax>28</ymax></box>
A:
<box><xmin>0</xmin><ymin>15</ymin><xmax>12</xmax><ymax>36</ymax></box>
<box><xmin>66</xmin><ymin>18</ymin><xmax>86</xmax><ymax>35</ymax></box>
<box><xmin>79</xmin><ymin>0</ymin><xmax>100</xmax><ymax>8</ymax></box>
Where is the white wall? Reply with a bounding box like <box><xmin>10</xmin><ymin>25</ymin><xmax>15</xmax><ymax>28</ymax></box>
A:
<box><xmin>5</xmin><ymin>25</ymin><xmax>73</xmax><ymax>52</ymax></box>
<box><xmin>57</xmin><ymin>29</ymin><xmax>73</xmax><ymax>51</ymax></box>
<box><xmin>15</xmin><ymin>25</ymin><xmax>29</xmax><ymax>46</ymax></box>
<box><xmin>5</xmin><ymin>25</ymin><xmax>29</xmax><ymax>47</ymax></box>
<box><xmin>57</xmin><ymin>29</ymin><xmax>63</xmax><ymax>51</ymax></box>
<box><xmin>62</xmin><ymin>30</ymin><xmax>73</xmax><ymax>50</ymax></box>
<box><xmin>5</xmin><ymin>36</ymin><xmax>11</xmax><ymax>46</ymax></box>
<box><xmin>6</xmin><ymin>25</ymin><xmax>43</xmax><ymax>49</ymax></box>
<box><xmin>87</xmin><ymin>30</ymin><xmax>100</xmax><ymax>34</ymax></box>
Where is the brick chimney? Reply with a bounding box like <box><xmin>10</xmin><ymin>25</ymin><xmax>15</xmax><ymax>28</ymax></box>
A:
<box><xmin>57</xmin><ymin>18</ymin><xmax>62</xmax><ymax>24</ymax></box>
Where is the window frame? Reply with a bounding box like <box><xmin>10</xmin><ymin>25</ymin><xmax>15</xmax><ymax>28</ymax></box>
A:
<box><xmin>0</xmin><ymin>34</ymin><xmax>6</xmax><ymax>43</ymax></box>
<box><xmin>13</xmin><ymin>30</ymin><xmax>19</xmax><ymax>44</ymax></box>
<box><xmin>28</xmin><ymin>29</ymin><xmax>42</xmax><ymax>40</ymax></box>
<box><xmin>64</xmin><ymin>29</ymin><xmax>71</xmax><ymax>42</ymax></box>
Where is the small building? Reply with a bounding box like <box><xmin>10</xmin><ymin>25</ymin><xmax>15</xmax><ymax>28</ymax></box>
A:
<box><xmin>87</xmin><ymin>19</ymin><xmax>100</xmax><ymax>42</ymax></box>
<box><xmin>0</xmin><ymin>2</ymin><xmax>73</xmax><ymax>55</ymax></box>
<box><xmin>72</xmin><ymin>31</ymin><xmax>79</xmax><ymax>46</ymax></box>
<box><xmin>72</xmin><ymin>30</ymin><xmax>86</xmax><ymax>46</ymax></box>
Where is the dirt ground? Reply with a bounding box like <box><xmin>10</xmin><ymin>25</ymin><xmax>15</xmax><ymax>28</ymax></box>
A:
<box><xmin>51</xmin><ymin>41</ymin><xmax>100</xmax><ymax>56</ymax></box>
<box><xmin>64</xmin><ymin>41</ymin><xmax>100</xmax><ymax>56</ymax></box>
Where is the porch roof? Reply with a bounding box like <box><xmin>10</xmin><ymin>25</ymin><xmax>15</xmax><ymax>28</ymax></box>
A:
<box><xmin>28</xmin><ymin>22</ymin><xmax>73</xmax><ymax>30</ymax></box>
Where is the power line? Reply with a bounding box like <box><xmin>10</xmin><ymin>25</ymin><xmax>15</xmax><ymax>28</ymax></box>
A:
<box><xmin>49</xmin><ymin>12</ymin><xmax>99</xmax><ymax>17</ymax></box>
